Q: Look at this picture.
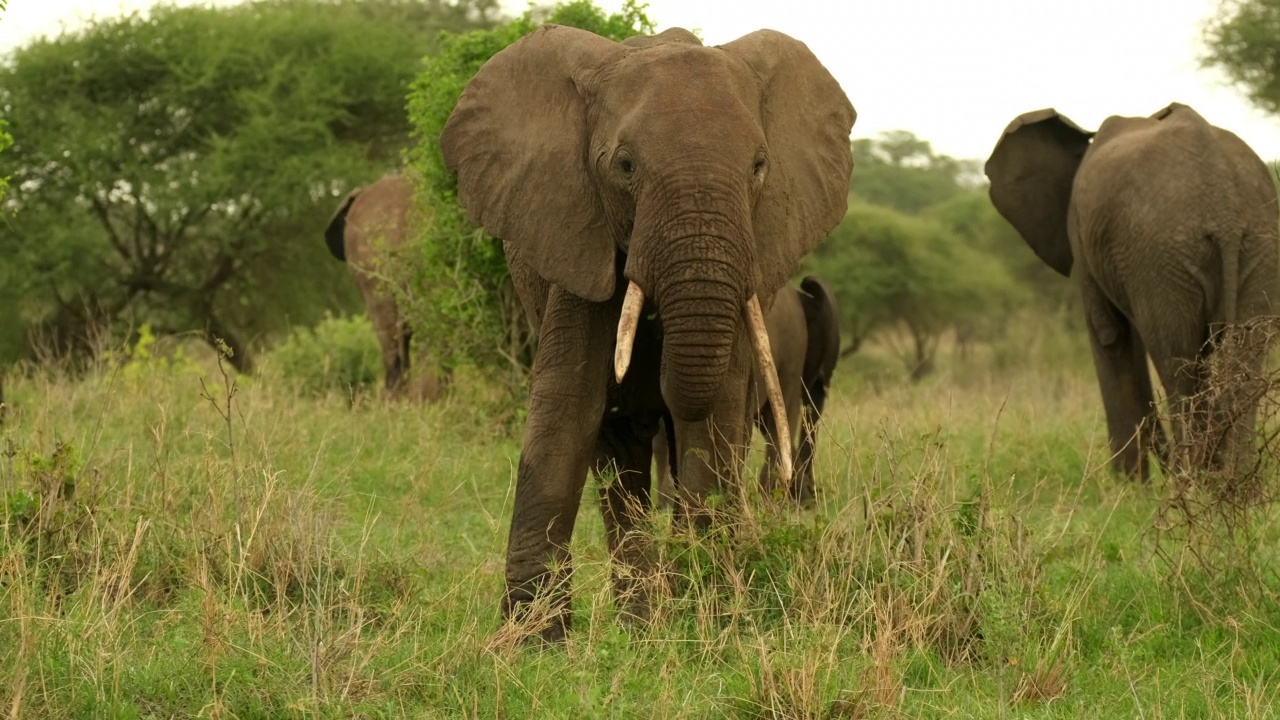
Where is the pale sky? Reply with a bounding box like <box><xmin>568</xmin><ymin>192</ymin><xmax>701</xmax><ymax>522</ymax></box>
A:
<box><xmin>4</xmin><ymin>0</ymin><xmax>1280</xmax><ymax>162</ymax></box>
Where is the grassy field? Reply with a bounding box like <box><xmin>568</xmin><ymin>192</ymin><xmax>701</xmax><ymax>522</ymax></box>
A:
<box><xmin>3</xmin><ymin>325</ymin><xmax>1280</xmax><ymax>718</ymax></box>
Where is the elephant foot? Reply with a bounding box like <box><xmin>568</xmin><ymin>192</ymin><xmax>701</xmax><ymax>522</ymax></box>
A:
<box><xmin>616</xmin><ymin>594</ymin><xmax>651</xmax><ymax>627</ymax></box>
<box><xmin>791</xmin><ymin>480</ymin><xmax>817</xmax><ymax>508</ymax></box>
<box><xmin>615</xmin><ymin>555</ymin><xmax>681</xmax><ymax>628</ymax></box>
<box><xmin>501</xmin><ymin>578</ymin><xmax>573</xmax><ymax>645</ymax></box>
<box><xmin>760</xmin><ymin>471</ymin><xmax>817</xmax><ymax>508</ymax></box>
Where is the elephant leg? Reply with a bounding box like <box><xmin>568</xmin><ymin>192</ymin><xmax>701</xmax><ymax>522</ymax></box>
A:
<box><xmin>793</xmin><ymin>380</ymin><xmax>829</xmax><ymax>505</ymax></box>
<box><xmin>653</xmin><ymin>415</ymin><xmax>679</xmax><ymax>509</ymax></box>
<box><xmin>1147</xmin><ymin>326</ymin><xmax>1219</xmax><ymax>473</ymax></box>
<box><xmin>595</xmin><ymin>417</ymin><xmax>658</xmax><ymax>621</ymax></box>
<box><xmin>1212</xmin><ymin>321</ymin><xmax>1271</xmax><ymax>477</ymax></box>
<box><xmin>388</xmin><ymin>324</ymin><xmax>411</xmax><ymax>397</ymax></box>
<box><xmin>363</xmin><ymin>285</ymin><xmax>408</xmax><ymax>398</ymax></box>
<box><xmin>503</xmin><ymin>288</ymin><xmax>611</xmax><ymax>642</ymax></box>
<box><xmin>670</xmin><ymin>339</ymin><xmax>754</xmax><ymax>530</ymax></box>
<box><xmin>1082</xmin><ymin>281</ymin><xmax>1163</xmax><ymax>481</ymax></box>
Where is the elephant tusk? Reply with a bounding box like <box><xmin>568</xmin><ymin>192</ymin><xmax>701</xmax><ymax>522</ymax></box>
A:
<box><xmin>615</xmin><ymin>281</ymin><xmax>644</xmax><ymax>384</ymax></box>
<box><xmin>745</xmin><ymin>294</ymin><xmax>792</xmax><ymax>486</ymax></box>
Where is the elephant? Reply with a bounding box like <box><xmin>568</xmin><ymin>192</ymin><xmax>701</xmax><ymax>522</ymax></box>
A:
<box><xmin>440</xmin><ymin>25</ymin><xmax>855</xmax><ymax>640</ymax></box>
<box><xmin>985</xmin><ymin>103</ymin><xmax>1280</xmax><ymax>480</ymax></box>
<box><xmin>655</xmin><ymin>276</ymin><xmax>841</xmax><ymax>507</ymax></box>
<box><xmin>324</xmin><ymin>173</ymin><xmax>440</xmax><ymax>400</ymax></box>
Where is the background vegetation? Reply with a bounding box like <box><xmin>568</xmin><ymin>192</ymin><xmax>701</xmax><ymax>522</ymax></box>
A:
<box><xmin>0</xmin><ymin>0</ymin><xmax>495</xmax><ymax>370</ymax></box>
<box><xmin>403</xmin><ymin>0</ymin><xmax>657</xmax><ymax>383</ymax></box>
<box><xmin>4</xmin><ymin>328</ymin><xmax>1279</xmax><ymax>717</ymax></box>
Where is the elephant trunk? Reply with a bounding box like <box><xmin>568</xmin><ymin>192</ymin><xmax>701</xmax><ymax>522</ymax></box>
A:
<box><xmin>613</xmin><ymin>215</ymin><xmax>794</xmax><ymax>482</ymax></box>
<box><xmin>658</xmin><ymin>275</ymin><xmax>743</xmax><ymax>421</ymax></box>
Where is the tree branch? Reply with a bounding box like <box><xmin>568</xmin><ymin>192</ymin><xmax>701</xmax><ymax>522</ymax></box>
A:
<box><xmin>89</xmin><ymin>195</ymin><xmax>131</xmax><ymax>261</ymax></box>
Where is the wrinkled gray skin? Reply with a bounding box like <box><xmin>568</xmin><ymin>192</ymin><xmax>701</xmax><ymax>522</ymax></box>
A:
<box><xmin>986</xmin><ymin>103</ymin><xmax>1280</xmax><ymax>480</ymax></box>
<box><xmin>655</xmin><ymin>276</ymin><xmax>841</xmax><ymax>506</ymax></box>
<box><xmin>440</xmin><ymin>25</ymin><xmax>855</xmax><ymax>640</ymax></box>
<box><xmin>325</xmin><ymin>174</ymin><xmax>439</xmax><ymax>401</ymax></box>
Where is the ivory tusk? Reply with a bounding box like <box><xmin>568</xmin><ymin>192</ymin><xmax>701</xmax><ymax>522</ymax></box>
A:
<box><xmin>615</xmin><ymin>281</ymin><xmax>644</xmax><ymax>384</ymax></box>
<box><xmin>745</xmin><ymin>294</ymin><xmax>792</xmax><ymax>485</ymax></box>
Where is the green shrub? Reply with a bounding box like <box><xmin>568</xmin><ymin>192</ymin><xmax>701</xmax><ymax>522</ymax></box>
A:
<box><xmin>267</xmin><ymin>314</ymin><xmax>382</xmax><ymax>396</ymax></box>
<box><xmin>404</xmin><ymin>0</ymin><xmax>657</xmax><ymax>378</ymax></box>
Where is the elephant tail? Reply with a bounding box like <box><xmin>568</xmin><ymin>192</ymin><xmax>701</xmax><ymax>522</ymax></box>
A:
<box><xmin>799</xmin><ymin>276</ymin><xmax>841</xmax><ymax>391</ymax></box>
<box><xmin>324</xmin><ymin>187</ymin><xmax>363</xmax><ymax>262</ymax></box>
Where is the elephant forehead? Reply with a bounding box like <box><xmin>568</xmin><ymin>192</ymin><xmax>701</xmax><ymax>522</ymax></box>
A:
<box><xmin>602</xmin><ymin>45</ymin><xmax>760</xmax><ymax>117</ymax></box>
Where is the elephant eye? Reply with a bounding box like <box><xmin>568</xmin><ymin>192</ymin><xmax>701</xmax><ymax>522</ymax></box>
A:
<box><xmin>617</xmin><ymin>152</ymin><xmax>635</xmax><ymax>177</ymax></box>
<box><xmin>753</xmin><ymin>155</ymin><xmax>768</xmax><ymax>179</ymax></box>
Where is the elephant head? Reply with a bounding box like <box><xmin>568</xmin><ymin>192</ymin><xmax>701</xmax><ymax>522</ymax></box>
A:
<box><xmin>441</xmin><ymin>25</ymin><xmax>854</xmax><ymax>639</ymax></box>
<box><xmin>441</xmin><ymin>25</ymin><xmax>854</xmax><ymax>422</ymax></box>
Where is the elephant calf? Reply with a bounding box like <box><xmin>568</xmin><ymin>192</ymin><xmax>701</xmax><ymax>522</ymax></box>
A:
<box><xmin>986</xmin><ymin>103</ymin><xmax>1280</xmax><ymax>479</ymax></box>
<box><xmin>655</xmin><ymin>276</ymin><xmax>841</xmax><ymax>506</ymax></box>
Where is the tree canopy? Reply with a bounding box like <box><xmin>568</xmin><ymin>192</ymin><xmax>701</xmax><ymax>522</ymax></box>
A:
<box><xmin>404</xmin><ymin>0</ymin><xmax>657</xmax><ymax>378</ymax></box>
<box><xmin>1203</xmin><ymin>0</ymin><xmax>1280</xmax><ymax>118</ymax></box>
<box><xmin>806</xmin><ymin>200</ymin><xmax>1027</xmax><ymax>379</ymax></box>
<box><xmin>849</xmin><ymin>131</ymin><xmax>984</xmax><ymax>215</ymax></box>
<box><xmin>0</xmin><ymin>0</ymin><xmax>494</xmax><ymax>368</ymax></box>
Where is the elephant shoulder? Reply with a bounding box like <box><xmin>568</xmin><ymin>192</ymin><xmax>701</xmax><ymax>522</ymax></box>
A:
<box><xmin>621</xmin><ymin>28</ymin><xmax>702</xmax><ymax>49</ymax></box>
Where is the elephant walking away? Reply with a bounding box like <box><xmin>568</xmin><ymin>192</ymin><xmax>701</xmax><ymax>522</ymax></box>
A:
<box><xmin>324</xmin><ymin>174</ymin><xmax>440</xmax><ymax>401</ymax></box>
<box><xmin>655</xmin><ymin>276</ymin><xmax>841</xmax><ymax>507</ymax></box>
<box><xmin>441</xmin><ymin>25</ymin><xmax>855</xmax><ymax>640</ymax></box>
<box><xmin>985</xmin><ymin>103</ymin><xmax>1280</xmax><ymax>480</ymax></box>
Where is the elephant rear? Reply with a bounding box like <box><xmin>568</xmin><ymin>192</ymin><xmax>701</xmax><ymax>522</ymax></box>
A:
<box><xmin>798</xmin><ymin>276</ymin><xmax>840</xmax><ymax>411</ymax></box>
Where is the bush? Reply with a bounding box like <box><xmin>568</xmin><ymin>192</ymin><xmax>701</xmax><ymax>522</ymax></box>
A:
<box><xmin>806</xmin><ymin>202</ymin><xmax>1027</xmax><ymax>380</ymax></box>
<box><xmin>404</xmin><ymin>0</ymin><xmax>657</xmax><ymax>380</ymax></box>
<box><xmin>266</xmin><ymin>314</ymin><xmax>382</xmax><ymax>397</ymax></box>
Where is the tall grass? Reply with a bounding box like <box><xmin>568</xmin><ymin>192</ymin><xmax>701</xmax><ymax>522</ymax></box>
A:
<box><xmin>2</xmin><ymin>322</ymin><xmax>1279</xmax><ymax>717</ymax></box>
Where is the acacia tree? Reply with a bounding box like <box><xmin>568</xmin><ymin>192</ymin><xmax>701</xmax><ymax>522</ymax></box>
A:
<box><xmin>0</xmin><ymin>0</ymin><xmax>493</xmax><ymax>368</ymax></box>
<box><xmin>1203</xmin><ymin>0</ymin><xmax>1280</xmax><ymax>117</ymax></box>
<box><xmin>806</xmin><ymin>202</ymin><xmax>1025</xmax><ymax>380</ymax></box>
<box><xmin>405</xmin><ymin>0</ymin><xmax>656</xmax><ymax>382</ymax></box>
<box><xmin>849</xmin><ymin>131</ymin><xmax>984</xmax><ymax>215</ymax></box>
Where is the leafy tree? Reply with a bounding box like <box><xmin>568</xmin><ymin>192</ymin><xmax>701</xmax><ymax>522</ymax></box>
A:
<box><xmin>1203</xmin><ymin>0</ymin><xmax>1280</xmax><ymax>118</ymax></box>
<box><xmin>806</xmin><ymin>202</ymin><xmax>1026</xmax><ymax>380</ymax></box>
<box><xmin>925</xmin><ymin>193</ymin><xmax>1076</xmax><ymax>314</ymax></box>
<box><xmin>405</xmin><ymin>0</ymin><xmax>657</xmax><ymax>380</ymax></box>
<box><xmin>0</xmin><ymin>1</ymin><xmax>8</xmax><ymax>201</ymax></box>
<box><xmin>849</xmin><ymin>130</ymin><xmax>984</xmax><ymax>215</ymax></box>
<box><xmin>0</xmin><ymin>0</ymin><xmax>493</xmax><ymax>368</ymax></box>
<box><xmin>0</xmin><ymin>121</ymin><xmax>9</xmax><ymax>200</ymax></box>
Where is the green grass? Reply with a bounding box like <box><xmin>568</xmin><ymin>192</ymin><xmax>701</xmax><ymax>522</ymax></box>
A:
<box><xmin>3</xmin><ymin>333</ymin><xmax>1280</xmax><ymax>718</ymax></box>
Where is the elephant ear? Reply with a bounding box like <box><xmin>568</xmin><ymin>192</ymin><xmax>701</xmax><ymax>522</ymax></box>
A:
<box><xmin>984</xmin><ymin>109</ymin><xmax>1093</xmax><ymax>277</ymax></box>
<box><xmin>440</xmin><ymin>25</ymin><xmax>624</xmax><ymax>302</ymax></box>
<box><xmin>720</xmin><ymin>30</ymin><xmax>856</xmax><ymax>296</ymax></box>
<box><xmin>324</xmin><ymin>187</ymin><xmax>362</xmax><ymax>262</ymax></box>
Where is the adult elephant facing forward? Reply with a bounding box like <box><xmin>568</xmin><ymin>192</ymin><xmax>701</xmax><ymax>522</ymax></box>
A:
<box><xmin>986</xmin><ymin>103</ymin><xmax>1279</xmax><ymax>480</ymax></box>
<box><xmin>441</xmin><ymin>25</ymin><xmax>855</xmax><ymax>640</ymax></box>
